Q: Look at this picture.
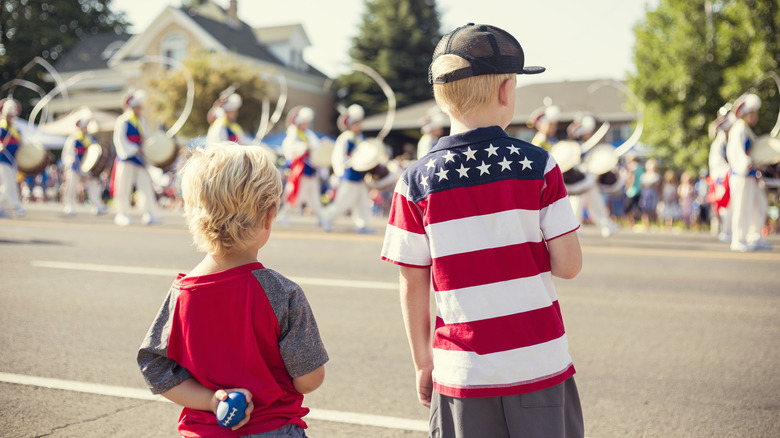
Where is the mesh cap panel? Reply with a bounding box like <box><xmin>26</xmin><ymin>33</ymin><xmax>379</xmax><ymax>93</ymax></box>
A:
<box><xmin>429</xmin><ymin>23</ymin><xmax>545</xmax><ymax>84</ymax></box>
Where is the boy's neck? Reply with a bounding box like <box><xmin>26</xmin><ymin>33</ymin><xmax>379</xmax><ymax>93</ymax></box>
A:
<box><xmin>447</xmin><ymin>105</ymin><xmax>508</xmax><ymax>136</ymax></box>
<box><xmin>188</xmin><ymin>250</ymin><xmax>259</xmax><ymax>277</ymax></box>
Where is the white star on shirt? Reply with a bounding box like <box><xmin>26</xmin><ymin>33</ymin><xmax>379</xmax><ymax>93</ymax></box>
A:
<box><xmin>462</xmin><ymin>147</ymin><xmax>477</xmax><ymax>161</ymax></box>
<box><xmin>456</xmin><ymin>164</ymin><xmax>470</xmax><ymax>178</ymax></box>
<box><xmin>506</xmin><ymin>144</ymin><xmax>520</xmax><ymax>155</ymax></box>
<box><xmin>519</xmin><ymin>156</ymin><xmax>533</xmax><ymax>170</ymax></box>
<box><xmin>485</xmin><ymin>143</ymin><xmax>499</xmax><ymax>157</ymax></box>
<box><xmin>425</xmin><ymin>158</ymin><xmax>437</xmax><ymax>170</ymax></box>
<box><xmin>442</xmin><ymin>150</ymin><xmax>456</xmax><ymax>163</ymax></box>
<box><xmin>477</xmin><ymin>161</ymin><xmax>491</xmax><ymax>175</ymax></box>
<box><xmin>420</xmin><ymin>174</ymin><xmax>429</xmax><ymax>188</ymax></box>
<box><xmin>498</xmin><ymin>156</ymin><xmax>512</xmax><ymax>171</ymax></box>
<box><xmin>436</xmin><ymin>167</ymin><xmax>449</xmax><ymax>181</ymax></box>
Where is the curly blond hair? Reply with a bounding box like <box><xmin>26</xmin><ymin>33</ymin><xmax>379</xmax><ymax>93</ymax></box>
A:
<box><xmin>179</xmin><ymin>142</ymin><xmax>282</xmax><ymax>256</ymax></box>
<box><xmin>431</xmin><ymin>54</ymin><xmax>515</xmax><ymax>119</ymax></box>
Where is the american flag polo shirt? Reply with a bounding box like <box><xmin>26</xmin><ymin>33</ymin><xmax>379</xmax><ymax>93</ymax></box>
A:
<box><xmin>381</xmin><ymin>126</ymin><xmax>580</xmax><ymax>398</ymax></box>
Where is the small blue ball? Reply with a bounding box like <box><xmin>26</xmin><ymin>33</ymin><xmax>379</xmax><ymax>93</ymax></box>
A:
<box><xmin>216</xmin><ymin>392</ymin><xmax>247</xmax><ymax>428</ymax></box>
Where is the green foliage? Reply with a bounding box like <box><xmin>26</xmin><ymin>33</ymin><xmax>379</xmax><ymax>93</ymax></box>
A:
<box><xmin>150</xmin><ymin>50</ymin><xmax>268</xmax><ymax>139</ymax></box>
<box><xmin>0</xmin><ymin>0</ymin><xmax>128</xmax><ymax>119</ymax></box>
<box><xmin>336</xmin><ymin>0</ymin><xmax>441</xmax><ymax>116</ymax></box>
<box><xmin>0</xmin><ymin>0</ymin><xmax>128</xmax><ymax>82</ymax></box>
<box><xmin>630</xmin><ymin>0</ymin><xmax>780</xmax><ymax>174</ymax></box>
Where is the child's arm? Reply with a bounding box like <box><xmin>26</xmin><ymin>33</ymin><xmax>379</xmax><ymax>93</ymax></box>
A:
<box><xmin>292</xmin><ymin>365</ymin><xmax>325</xmax><ymax>394</ymax></box>
<box><xmin>399</xmin><ymin>265</ymin><xmax>434</xmax><ymax>408</ymax></box>
<box><xmin>547</xmin><ymin>232</ymin><xmax>582</xmax><ymax>279</ymax></box>
<box><xmin>161</xmin><ymin>378</ymin><xmax>254</xmax><ymax>431</ymax></box>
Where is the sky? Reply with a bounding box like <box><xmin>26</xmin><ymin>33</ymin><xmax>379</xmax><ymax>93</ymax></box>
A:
<box><xmin>111</xmin><ymin>0</ymin><xmax>659</xmax><ymax>85</ymax></box>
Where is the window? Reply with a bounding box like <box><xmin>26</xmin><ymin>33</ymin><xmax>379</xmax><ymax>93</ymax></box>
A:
<box><xmin>161</xmin><ymin>33</ymin><xmax>188</xmax><ymax>66</ymax></box>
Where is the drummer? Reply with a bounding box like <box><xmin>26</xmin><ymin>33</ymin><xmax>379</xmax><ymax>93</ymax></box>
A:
<box><xmin>206</xmin><ymin>93</ymin><xmax>253</xmax><ymax>145</ymax></box>
<box><xmin>417</xmin><ymin>109</ymin><xmax>448</xmax><ymax>159</ymax></box>
<box><xmin>112</xmin><ymin>89</ymin><xmax>162</xmax><ymax>226</ymax></box>
<box><xmin>62</xmin><ymin>114</ymin><xmax>107</xmax><ymax>216</ymax></box>
<box><xmin>707</xmin><ymin>107</ymin><xmax>735</xmax><ymax>243</ymax></box>
<box><xmin>0</xmin><ymin>98</ymin><xmax>25</xmax><ymax>218</ymax></box>
<box><xmin>529</xmin><ymin>104</ymin><xmax>560</xmax><ymax>150</ymax></box>
<box><xmin>726</xmin><ymin>93</ymin><xmax>771</xmax><ymax>251</ymax></box>
<box><xmin>278</xmin><ymin>106</ymin><xmax>323</xmax><ymax>223</ymax></box>
<box><xmin>320</xmin><ymin>104</ymin><xmax>374</xmax><ymax>233</ymax></box>
<box><xmin>567</xmin><ymin>114</ymin><xmax>620</xmax><ymax>238</ymax></box>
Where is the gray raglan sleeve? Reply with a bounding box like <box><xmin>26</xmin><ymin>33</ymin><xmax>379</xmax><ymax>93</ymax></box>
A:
<box><xmin>254</xmin><ymin>269</ymin><xmax>329</xmax><ymax>378</ymax></box>
<box><xmin>136</xmin><ymin>286</ymin><xmax>192</xmax><ymax>395</ymax></box>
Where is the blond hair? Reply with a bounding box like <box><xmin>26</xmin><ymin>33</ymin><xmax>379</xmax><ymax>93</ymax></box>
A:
<box><xmin>179</xmin><ymin>142</ymin><xmax>282</xmax><ymax>256</ymax></box>
<box><xmin>431</xmin><ymin>54</ymin><xmax>515</xmax><ymax>118</ymax></box>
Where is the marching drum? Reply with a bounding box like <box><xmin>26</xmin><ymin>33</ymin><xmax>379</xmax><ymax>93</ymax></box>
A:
<box><xmin>80</xmin><ymin>143</ymin><xmax>112</xmax><ymax>177</ymax></box>
<box><xmin>142</xmin><ymin>131</ymin><xmax>179</xmax><ymax>171</ymax></box>
<box><xmin>583</xmin><ymin>143</ymin><xmax>619</xmax><ymax>175</ymax></box>
<box><xmin>346</xmin><ymin>139</ymin><xmax>399</xmax><ymax>190</ymax></box>
<box><xmin>309</xmin><ymin>139</ymin><xmax>334</xmax><ymax>168</ymax></box>
<box><xmin>582</xmin><ymin>143</ymin><xmax>624</xmax><ymax>194</ymax></box>
<box><xmin>751</xmin><ymin>135</ymin><xmax>780</xmax><ymax>166</ymax></box>
<box><xmin>15</xmin><ymin>140</ymin><xmax>49</xmax><ymax>175</ymax></box>
<box><xmin>551</xmin><ymin>140</ymin><xmax>595</xmax><ymax>195</ymax></box>
<box><xmin>366</xmin><ymin>160</ymin><xmax>401</xmax><ymax>191</ymax></box>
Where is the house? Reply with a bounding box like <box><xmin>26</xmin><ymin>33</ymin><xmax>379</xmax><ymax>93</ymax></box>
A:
<box><xmin>48</xmin><ymin>0</ymin><xmax>335</xmax><ymax>137</ymax></box>
<box><xmin>362</xmin><ymin>79</ymin><xmax>642</xmax><ymax>158</ymax></box>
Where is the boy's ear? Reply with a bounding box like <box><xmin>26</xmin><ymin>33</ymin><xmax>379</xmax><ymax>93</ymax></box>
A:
<box><xmin>498</xmin><ymin>78</ymin><xmax>513</xmax><ymax>107</ymax></box>
<box><xmin>265</xmin><ymin>206</ymin><xmax>276</xmax><ymax>230</ymax></box>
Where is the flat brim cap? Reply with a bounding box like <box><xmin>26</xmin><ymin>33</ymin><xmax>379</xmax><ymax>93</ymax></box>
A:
<box><xmin>429</xmin><ymin>23</ymin><xmax>545</xmax><ymax>84</ymax></box>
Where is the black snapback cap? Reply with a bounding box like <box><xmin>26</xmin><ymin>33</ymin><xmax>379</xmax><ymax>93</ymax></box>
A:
<box><xmin>428</xmin><ymin>23</ymin><xmax>545</xmax><ymax>84</ymax></box>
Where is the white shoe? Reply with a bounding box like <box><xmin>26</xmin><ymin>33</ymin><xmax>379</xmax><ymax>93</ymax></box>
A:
<box><xmin>14</xmin><ymin>207</ymin><xmax>25</xmax><ymax>217</ymax></box>
<box><xmin>730</xmin><ymin>242</ymin><xmax>756</xmax><ymax>252</ymax></box>
<box><xmin>141</xmin><ymin>213</ymin><xmax>162</xmax><ymax>225</ymax></box>
<box><xmin>601</xmin><ymin>223</ymin><xmax>620</xmax><ymax>238</ymax></box>
<box><xmin>114</xmin><ymin>214</ymin><xmax>133</xmax><ymax>226</ymax></box>
<box><xmin>63</xmin><ymin>208</ymin><xmax>76</xmax><ymax>216</ymax></box>
<box><xmin>0</xmin><ymin>210</ymin><xmax>10</xmax><ymax>218</ymax></box>
<box><xmin>321</xmin><ymin>219</ymin><xmax>333</xmax><ymax>233</ymax></box>
<box><xmin>93</xmin><ymin>205</ymin><xmax>108</xmax><ymax>216</ymax></box>
<box><xmin>718</xmin><ymin>233</ymin><xmax>732</xmax><ymax>243</ymax></box>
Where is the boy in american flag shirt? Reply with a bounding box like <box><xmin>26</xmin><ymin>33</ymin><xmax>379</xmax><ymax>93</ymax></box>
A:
<box><xmin>381</xmin><ymin>23</ymin><xmax>584</xmax><ymax>438</ymax></box>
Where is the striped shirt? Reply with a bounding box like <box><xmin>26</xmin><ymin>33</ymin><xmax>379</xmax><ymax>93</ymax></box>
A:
<box><xmin>381</xmin><ymin>126</ymin><xmax>579</xmax><ymax>398</ymax></box>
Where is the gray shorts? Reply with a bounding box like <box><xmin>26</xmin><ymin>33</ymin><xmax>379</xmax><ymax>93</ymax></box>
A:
<box><xmin>241</xmin><ymin>424</ymin><xmax>307</xmax><ymax>438</ymax></box>
<box><xmin>429</xmin><ymin>377</ymin><xmax>584</xmax><ymax>438</ymax></box>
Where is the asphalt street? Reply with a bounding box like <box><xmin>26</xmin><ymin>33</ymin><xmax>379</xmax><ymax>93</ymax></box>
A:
<box><xmin>1</xmin><ymin>202</ymin><xmax>779</xmax><ymax>437</ymax></box>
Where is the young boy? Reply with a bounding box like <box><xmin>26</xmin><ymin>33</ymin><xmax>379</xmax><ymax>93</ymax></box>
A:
<box><xmin>380</xmin><ymin>24</ymin><xmax>584</xmax><ymax>438</ymax></box>
<box><xmin>137</xmin><ymin>142</ymin><xmax>328</xmax><ymax>437</ymax></box>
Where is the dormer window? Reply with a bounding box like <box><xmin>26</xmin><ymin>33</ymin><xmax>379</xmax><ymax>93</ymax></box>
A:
<box><xmin>161</xmin><ymin>32</ymin><xmax>188</xmax><ymax>66</ymax></box>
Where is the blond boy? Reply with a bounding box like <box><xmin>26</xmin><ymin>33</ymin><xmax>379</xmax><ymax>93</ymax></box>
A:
<box><xmin>381</xmin><ymin>24</ymin><xmax>584</xmax><ymax>437</ymax></box>
<box><xmin>138</xmin><ymin>143</ymin><xmax>328</xmax><ymax>437</ymax></box>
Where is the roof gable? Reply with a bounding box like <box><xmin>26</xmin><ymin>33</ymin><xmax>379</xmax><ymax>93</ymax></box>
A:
<box><xmin>54</xmin><ymin>33</ymin><xmax>131</xmax><ymax>72</ymax></box>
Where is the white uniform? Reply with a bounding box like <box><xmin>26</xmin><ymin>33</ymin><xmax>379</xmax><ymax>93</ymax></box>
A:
<box><xmin>113</xmin><ymin>110</ymin><xmax>160</xmax><ymax>226</ymax></box>
<box><xmin>320</xmin><ymin>130</ymin><xmax>373</xmax><ymax>232</ymax></box>
<box><xmin>62</xmin><ymin>131</ymin><xmax>106</xmax><ymax>215</ymax></box>
<box><xmin>726</xmin><ymin>118</ymin><xmax>768</xmax><ymax>250</ymax></box>
<box><xmin>278</xmin><ymin>125</ymin><xmax>323</xmax><ymax>221</ymax></box>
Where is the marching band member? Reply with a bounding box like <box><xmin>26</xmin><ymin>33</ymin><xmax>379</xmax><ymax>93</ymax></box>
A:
<box><xmin>707</xmin><ymin>108</ymin><xmax>735</xmax><ymax>242</ymax></box>
<box><xmin>112</xmin><ymin>89</ymin><xmax>162</xmax><ymax>226</ymax></box>
<box><xmin>206</xmin><ymin>93</ymin><xmax>253</xmax><ymax>145</ymax></box>
<box><xmin>417</xmin><ymin>109</ymin><xmax>448</xmax><ymax>159</ymax></box>
<box><xmin>567</xmin><ymin>115</ymin><xmax>620</xmax><ymax>237</ymax></box>
<box><xmin>726</xmin><ymin>93</ymin><xmax>771</xmax><ymax>251</ymax></box>
<box><xmin>528</xmin><ymin>104</ymin><xmax>560</xmax><ymax>150</ymax></box>
<box><xmin>320</xmin><ymin>104</ymin><xmax>373</xmax><ymax>233</ymax></box>
<box><xmin>0</xmin><ymin>98</ymin><xmax>25</xmax><ymax>218</ymax></box>
<box><xmin>278</xmin><ymin>106</ymin><xmax>322</xmax><ymax>223</ymax></box>
<box><xmin>62</xmin><ymin>115</ymin><xmax>107</xmax><ymax>216</ymax></box>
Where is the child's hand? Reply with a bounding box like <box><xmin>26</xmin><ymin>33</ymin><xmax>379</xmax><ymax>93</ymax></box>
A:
<box><xmin>213</xmin><ymin>388</ymin><xmax>254</xmax><ymax>430</ymax></box>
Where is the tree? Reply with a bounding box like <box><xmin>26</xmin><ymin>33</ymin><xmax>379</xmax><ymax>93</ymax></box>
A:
<box><xmin>336</xmin><ymin>0</ymin><xmax>442</xmax><ymax>116</ymax></box>
<box><xmin>1</xmin><ymin>0</ymin><xmax>128</xmax><ymax>116</ymax></box>
<box><xmin>150</xmin><ymin>50</ymin><xmax>268</xmax><ymax>139</ymax></box>
<box><xmin>630</xmin><ymin>0</ymin><xmax>779</xmax><ymax>174</ymax></box>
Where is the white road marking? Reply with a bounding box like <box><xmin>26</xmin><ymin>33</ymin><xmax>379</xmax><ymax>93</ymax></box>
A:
<box><xmin>0</xmin><ymin>372</ymin><xmax>428</xmax><ymax>432</ymax></box>
<box><xmin>30</xmin><ymin>261</ymin><xmax>399</xmax><ymax>290</ymax></box>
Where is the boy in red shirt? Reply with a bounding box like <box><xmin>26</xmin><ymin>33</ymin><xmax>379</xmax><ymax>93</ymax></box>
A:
<box><xmin>138</xmin><ymin>142</ymin><xmax>328</xmax><ymax>437</ymax></box>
